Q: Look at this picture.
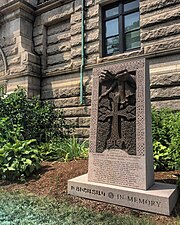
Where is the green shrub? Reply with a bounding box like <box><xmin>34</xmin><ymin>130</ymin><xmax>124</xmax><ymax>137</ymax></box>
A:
<box><xmin>152</xmin><ymin>108</ymin><xmax>180</xmax><ymax>171</ymax></box>
<box><xmin>39</xmin><ymin>137</ymin><xmax>88</xmax><ymax>162</ymax></box>
<box><xmin>0</xmin><ymin>88</ymin><xmax>71</xmax><ymax>142</ymax></box>
<box><xmin>0</xmin><ymin>117</ymin><xmax>23</xmax><ymax>147</ymax></box>
<box><xmin>0</xmin><ymin>139</ymin><xmax>41</xmax><ymax>181</ymax></box>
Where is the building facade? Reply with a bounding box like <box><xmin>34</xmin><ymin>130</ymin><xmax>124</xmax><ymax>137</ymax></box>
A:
<box><xmin>0</xmin><ymin>0</ymin><xmax>180</xmax><ymax>138</ymax></box>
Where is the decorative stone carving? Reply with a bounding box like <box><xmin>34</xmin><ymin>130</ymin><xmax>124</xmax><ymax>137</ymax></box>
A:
<box><xmin>68</xmin><ymin>59</ymin><xmax>178</xmax><ymax>216</ymax></box>
<box><xmin>97</xmin><ymin>69</ymin><xmax>136</xmax><ymax>155</ymax></box>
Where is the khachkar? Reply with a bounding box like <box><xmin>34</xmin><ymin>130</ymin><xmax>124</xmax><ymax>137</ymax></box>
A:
<box><xmin>68</xmin><ymin>59</ymin><xmax>178</xmax><ymax>215</ymax></box>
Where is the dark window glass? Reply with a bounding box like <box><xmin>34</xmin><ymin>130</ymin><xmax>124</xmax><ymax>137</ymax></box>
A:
<box><xmin>125</xmin><ymin>30</ymin><xmax>140</xmax><ymax>50</ymax></box>
<box><xmin>106</xmin><ymin>19</ymin><xmax>119</xmax><ymax>37</ymax></box>
<box><xmin>102</xmin><ymin>0</ymin><xmax>140</xmax><ymax>56</ymax></box>
<box><xmin>124</xmin><ymin>0</ymin><xmax>139</xmax><ymax>12</ymax></box>
<box><xmin>105</xmin><ymin>6</ymin><xmax>119</xmax><ymax>18</ymax></box>
<box><xmin>106</xmin><ymin>36</ymin><xmax>120</xmax><ymax>55</ymax></box>
<box><xmin>124</xmin><ymin>12</ymin><xmax>140</xmax><ymax>32</ymax></box>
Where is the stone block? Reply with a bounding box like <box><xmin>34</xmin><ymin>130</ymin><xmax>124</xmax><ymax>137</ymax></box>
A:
<box><xmin>151</xmin><ymin>99</ymin><xmax>180</xmax><ymax>110</ymax></box>
<box><xmin>71</xmin><ymin>11</ymin><xmax>81</xmax><ymax>25</ymax></box>
<box><xmin>144</xmin><ymin>37</ymin><xmax>180</xmax><ymax>54</ymax></box>
<box><xmin>71</xmin><ymin>35</ymin><xmax>81</xmax><ymax>47</ymax></box>
<box><xmin>52</xmin><ymin>96</ymin><xmax>83</xmax><ymax>108</ymax></box>
<box><xmin>141</xmin><ymin>23</ymin><xmax>180</xmax><ymax>42</ymax></box>
<box><xmin>47</xmin><ymin>42</ymin><xmax>71</xmax><ymax>56</ymax></box>
<box><xmin>86</xmin><ymin>54</ymin><xmax>99</xmax><ymax>65</ymax></box>
<box><xmin>45</xmin><ymin>63</ymin><xmax>72</xmax><ymax>73</ymax></box>
<box><xmin>73</xmin><ymin>128</ymin><xmax>90</xmax><ymax>138</ymax></box>
<box><xmin>34</xmin><ymin>35</ymin><xmax>43</xmax><ymax>47</ymax></box>
<box><xmin>151</xmin><ymin>73</ymin><xmax>180</xmax><ymax>87</ymax></box>
<box><xmin>86</xmin><ymin>29</ymin><xmax>99</xmax><ymax>43</ymax></box>
<box><xmin>71</xmin><ymin>23</ymin><xmax>81</xmax><ymax>36</ymax></box>
<box><xmin>21</xmin><ymin>52</ymin><xmax>40</xmax><ymax>65</ymax></box>
<box><xmin>86</xmin><ymin>42</ymin><xmax>99</xmax><ymax>55</ymax></box>
<box><xmin>41</xmin><ymin>2</ymin><xmax>73</xmax><ymax>25</ymax></box>
<box><xmin>3</xmin><ymin>45</ymin><xmax>18</xmax><ymax>57</ymax></box>
<box><xmin>41</xmin><ymin>86</ymin><xmax>80</xmax><ymax>99</ymax></box>
<box><xmin>63</xmin><ymin>106</ymin><xmax>91</xmax><ymax>117</ymax></box>
<box><xmin>141</xmin><ymin>0</ymin><xmax>179</xmax><ymax>15</ymax></box>
<box><xmin>47</xmin><ymin>19</ymin><xmax>70</xmax><ymax>36</ymax></box>
<box><xmin>151</xmin><ymin>86</ymin><xmax>180</xmax><ymax>100</ymax></box>
<box><xmin>65</xmin><ymin>117</ymin><xmax>79</xmax><ymax>127</ymax></box>
<box><xmin>7</xmin><ymin>56</ymin><xmax>20</xmax><ymax>66</ymax></box>
<box><xmin>47</xmin><ymin>52</ymin><xmax>71</xmax><ymax>66</ymax></box>
<box><xmin>68</xmin><ymin>174</ymin><xmax>178</xmax><ymax>216</ymax></box>
<box><xmin>0</xmin><ymin>36</ymin><xmax>16</xmax><ymax>47</ymax></box>
<box><xmin>79</xmin><ymin>117</ymin><xmax>90</xmax><ymax>127</ymax></box>
<box><xmin>33</xmin><ymin>25</ymin><xmax>44</xmax><ymax>37</ymax></box>
<box><xmin>75</xmin><ymin>0</ymin><xmax>82</xmax><ymax>12</ymax></box>
<box><xmin>48</xmin><ymin>32</ymin><xmax>71</xmax><ymax>45</ymax></box>
<box><xmin>71</xmin><ymin>47</ymin><xmax>81</xmax><ymax>59</ymax></box>
<box><xmin>141</xmin><ymin>6</ymin><xmax>180</xmax><ymax>28</ymax></box>
<box><xmin>86</xmin><ymin>17</ymin><xmax>99</xmax><ymax>31</ymax></box>
<box><xmin>86</xmin><ymin>5</ymin><xmax>99</xmax><ymax>19</ymax></box>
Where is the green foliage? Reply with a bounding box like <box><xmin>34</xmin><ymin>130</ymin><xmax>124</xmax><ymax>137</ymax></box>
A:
<box><xmin>0</xmin><ymin>88</ymin><xmax>76</xmax><ymax>181</ymax></box>
<box><xmin>39</xmin><ymin>137</ymin><xmax>89</xmax><ymax>162</ymax></box>
<box><xmin>0</xmin><ymin>139</ymin><xmax>41</xmax><ymax>181</ymax></box>
<box><xmin>152</xmin><ymin>108</ymin><xmax>180</xmax><ymax>171</ymax></box>
<box><xmin>0</xmin><ymin>88</ymin><xmax>71</xmax><ymax>142</ymax></box>
<box><xmin>0</xmin><ymin>117</ymin><xmax>23</xmax><ymax>147</ymax></box>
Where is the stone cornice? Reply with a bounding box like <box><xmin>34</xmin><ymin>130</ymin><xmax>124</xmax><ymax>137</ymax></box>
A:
<box><xmin>0</xmin><ymin>0</ymin><xmax>35</xmax><ymax>24</ymax></box>
<box><xmin>35</xmin><ymin>0</ymin><xmax>73</xmax><ymax>15</ymax></box>
<box><xmin>0</xmin><ymin>0</ymin><xmax>35</xmax><ymax>16</ymax></box>
<box><xmin>0</xmin><ymin>72</ymin><xmax>40</xmax><ymax>82</ymax></box>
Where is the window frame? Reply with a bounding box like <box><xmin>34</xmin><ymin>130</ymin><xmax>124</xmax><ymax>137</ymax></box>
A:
<box><xmin>102</xmin><ymin>0</ymin><xmax>140</xmax><ymax>57</ymax></box>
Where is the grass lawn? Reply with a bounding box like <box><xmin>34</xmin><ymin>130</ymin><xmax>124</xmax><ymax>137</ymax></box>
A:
<box><xmin>0</xmin><ymin>190</ymin><xmax>161</xmax><ymax>225</ymax></box>
<box><xmin>0</xmin><ymin>161</ymin><xmax>179</xmax><ymax>225</ymax></box>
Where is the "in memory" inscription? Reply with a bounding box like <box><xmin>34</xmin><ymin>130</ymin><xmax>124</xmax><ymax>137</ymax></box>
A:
<box><xmin>70</xmin><ymin>185</ymin><xmax>161</xmax><ymax>208</ymax></box>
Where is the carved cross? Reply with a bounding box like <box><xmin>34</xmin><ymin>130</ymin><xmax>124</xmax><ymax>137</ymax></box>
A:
<box><xmin>103</xmin><ymin>92</ymin><xmax>135</xmax><ymax>149</ymax></box>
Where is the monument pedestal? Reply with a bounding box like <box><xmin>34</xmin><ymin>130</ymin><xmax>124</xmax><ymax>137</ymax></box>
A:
<box><xmin>68</xmin><ymin>174</ymin><xmax>178</xmax><ymax>216</ymax></box>
<box><xmin>68</xmin><ymin>59</ymin><xmax>178</xmax><ymax>216</ymax></box>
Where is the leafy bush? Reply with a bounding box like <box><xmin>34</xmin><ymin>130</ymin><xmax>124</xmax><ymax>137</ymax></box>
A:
<box><xmin>152</xmin><ymin>108</ymin><xmax>180</xmax><ymax>171</ymax></box>
<box><xmin>39</xmin><ymin>137</ymin><xmax>88</xmax><ymax>162</ymax></box>
<box><xmin>0</xmin><ymin>117</ymin><xmax>23</xmax><ymax>147</ymax></box>
<box><xmin>0</xmin><ymin>88</ymin><xmax>71</xmax><ymax>142</ymax></box>
<box><xmin>0</xmin><ymin>139</ymin><xmax>41</xmax><ymax>181</ymax></box>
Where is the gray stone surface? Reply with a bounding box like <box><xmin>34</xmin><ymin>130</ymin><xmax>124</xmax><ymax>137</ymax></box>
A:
<box><xmin>89</xmin><ymin>59</ymin><xmax>154</xmax><ymax>190</ymax></box>
<box><xmin>68</xmin><ymin>174</ymin><xmax>178</xmax><ymax>216</ymax></box>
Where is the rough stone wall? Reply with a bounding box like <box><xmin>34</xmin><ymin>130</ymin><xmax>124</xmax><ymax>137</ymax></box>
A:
<box><xmin>0</xmin><ymin>0</ymin><xmax>180</xmax><ymax>138</ymax></box>
<box><xmin>34</xmin><ymin>0</ymin><xmax>98</xmax><ymax>138</ymax></box>
<box><xmin>32</xmin><ymin>0</ymin><xmax>180</xmax><ymax>137</ymax></box>
<box><xmin>140</xmin><ymin>0</ymin><xmax>180</xmax><ymax>111</ymax></box>
<box><xmin>0</xmin><ymin>0</ymin><xmax>40</xmax><ymax>96</ymax></box>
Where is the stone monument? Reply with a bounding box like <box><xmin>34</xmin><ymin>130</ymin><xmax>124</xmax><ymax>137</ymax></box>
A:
<box><xmin>68</xmin><ymin>58</ymin><xmax>178</xmax><ymax>215</ymax></box>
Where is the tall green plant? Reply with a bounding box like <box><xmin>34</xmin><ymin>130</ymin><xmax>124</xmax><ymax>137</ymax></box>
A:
<box><xmin>0</xmin><ymin>88</ymin><xmax>72</xmax><ymax>142</ymax></box>
<box><xmin>39</xmin><ymin>137</ymin><xmax>88</xmax><ymax>162</ymax></box>
<box><xmin>152</xmin><ymin>108</ymin><xmax>180</xmax><ymax>171</ymax></box>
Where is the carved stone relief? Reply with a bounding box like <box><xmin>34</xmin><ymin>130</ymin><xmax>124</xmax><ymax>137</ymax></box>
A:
<box><xmin>96</xmin><ymin>69</ymin><xmax>136</xmax><ymax>155</ymax></box>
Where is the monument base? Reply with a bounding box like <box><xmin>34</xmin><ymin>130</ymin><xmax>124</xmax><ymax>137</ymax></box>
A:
<box><xmin>68</xmin><ymin>174</ymin><xmax>178</xmax><ymax>216</ymax></box>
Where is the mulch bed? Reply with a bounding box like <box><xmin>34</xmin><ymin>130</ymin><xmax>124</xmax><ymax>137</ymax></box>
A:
<box><xmin>0</xmin><ymin>160</ymin><xmax>180</xmax><ymax>224</ymax></box>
